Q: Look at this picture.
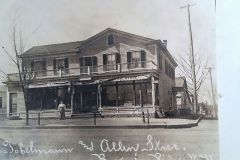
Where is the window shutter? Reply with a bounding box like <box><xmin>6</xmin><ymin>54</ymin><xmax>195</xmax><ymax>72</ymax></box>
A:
<box><xmin>116</xmin><ymin>53</ymin><xmax>121</xmax><ymax>64</ymax></box>
<box><xmin>93</xmin><ymin>56</ymin><xmax>97</xmax><ymax>66</ymax></box>
<box><xmin>64</xmin><ymin>58</ymin><xmax>69</xmax><ymax>68</ymax></box>
<box><xmin>140</xmin><ymin>50</ymin><xmax>146</xmax><ymax>61</ymax></box>
<box><xmin>103</xmin><ymin>54</ymin><xmax>107</xmax><ymax>65</ymax></box>
<box><xmin>53</xmin><ymin>59</ymin><xmax>57</xmax><ymax>70</ymax></box>
<box><xmin>165</xmin><ymin>60</ymin><xmax>168</xmax><ymax>74</ymax></box>
<box><xmin>31</xmin><ymin>61</ymin><xmax>34</xmax><ymax>71</ymax></box>
<box><xmin>79</xmin><ymin>57</ymin><xmax>84</xmax><ymax>67</ymax></box>
<box><xmin>159</xmin><ymin>54</ymin><xmax>162</xmax><ymax>69</ymax></box>
<box><xmin>141</xmin><ymin>50</ymin><xmax>146</xmax><ymax>68</ymax></box>
<box><xmin>42</xmin><ymin>60</ymin><xmax>47</xmax><ymax>71</ymax></box>
<box><xmin>127</xmin><ymin>52</ymin><xmax>131</xmax><ymax>63</ymax></box>
<box><xmin>172</xmin><ymin>69</ymin><xmax>175</xmax><ymax>80</ymax></box>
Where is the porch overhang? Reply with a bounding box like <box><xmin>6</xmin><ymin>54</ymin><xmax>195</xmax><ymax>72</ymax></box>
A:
<box><xmin>111</xmin><ymin>75</ymin><xmax>151</xmax><ymax>82</ymax></box>
<box><xmin>28</xmin><ymin>81</ymin><xmax>70</xmax><ymax>88</ymax></box>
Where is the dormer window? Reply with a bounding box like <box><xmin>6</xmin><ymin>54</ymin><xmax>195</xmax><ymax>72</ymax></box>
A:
<box><xmin>107</xmin><ymin>34</ymin><xmax>114</xmax><ymax>46</ymax></box>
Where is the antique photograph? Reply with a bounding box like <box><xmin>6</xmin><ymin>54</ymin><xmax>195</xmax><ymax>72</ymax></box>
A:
<box><xmin>0</xmin><ymin>0</ymin><xmax>218</xmax><ymax>160</ymax></box>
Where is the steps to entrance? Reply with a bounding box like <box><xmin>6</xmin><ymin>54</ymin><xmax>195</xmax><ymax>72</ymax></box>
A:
<box><xmin>99</xmin><ymin>106</ymin><xmax>155</xmax><ymax>118</ymax></box>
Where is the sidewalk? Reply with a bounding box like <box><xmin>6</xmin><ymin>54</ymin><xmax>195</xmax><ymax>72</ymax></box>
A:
<box><xmin>0</xmin><ymin>116</ymin><xmax>202</xmax><ymax>129</ymax></box>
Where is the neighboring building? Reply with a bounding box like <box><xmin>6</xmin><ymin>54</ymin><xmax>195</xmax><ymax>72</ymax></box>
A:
<box><xmin>173</xmin><ymin>77</ymin><xmax>192</xmax><ymax>115</ymax></box>
<box><xmin>0</xmin><ymin>85</ymin><xmax>7</xmax><ymax>115</ymax></box>
<box><xmin>5</xmin><ymin>28</ymin><xmax>177</xmax><ymax>117</ymax></box>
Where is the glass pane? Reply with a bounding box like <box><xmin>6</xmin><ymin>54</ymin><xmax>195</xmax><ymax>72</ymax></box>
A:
<box><xmin>58</xmin><ymin>59</ymin><xmax>65</xmax><ymax>69</ymax></box>
<box><xmin>85</xmin><ymin>57</ymin><xmax>92</xmax><ymax>66</ymax></box>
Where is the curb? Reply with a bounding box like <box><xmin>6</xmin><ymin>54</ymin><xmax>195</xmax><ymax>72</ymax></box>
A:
<box><xmin>0</xmin><ymin>122</ymin><xmax>199</xmax><ymax>130</ymax></box>
<box><xmin>0</xmin><ymin>116</ymin><xmax>202</xmax><ymax>130</ymax></box>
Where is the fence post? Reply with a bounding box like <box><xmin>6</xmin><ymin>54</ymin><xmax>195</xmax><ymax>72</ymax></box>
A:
<box><xmin>117</xmin><ymin>108</ymin><xmax>119</xmax><ymax>114</ymax></box>
<box><xmin>87</xmin><ymin>66</ymin><xmax>91</xmax><ymax>75</ymax></box>
<box><xmin>26</xmin><ymin>112</ymin><xmax>29</xmax><ymax>126</ymax></box>
<box><xmin>140</xmin><ymin>90</ymin><xmax>145</xmax><ymax>123</ymax></box>
<box><xmin>38</xmin><ymin>112</ymin><xmax>40</xmax><ymax>125</ymax></box>
<box><xmin>147</xmin><ymin>109</ymin><xmax>150</xmax><ymax>127</ymax></box>
<box><xmin>94</xmin><ymin>112</ymin><xmax>96</xmax><ymax>125</ymax></box>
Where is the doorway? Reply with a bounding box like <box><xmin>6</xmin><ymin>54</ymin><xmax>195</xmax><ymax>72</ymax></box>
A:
<box><xmin>9</xmin><ymin>93</ymin><xmax>17</xmax><ymax>115</ymax></box>
<box><xmin>73</xmin><ymin>85</ymin><xmax>97</xmax><ymax>113</ymax></box>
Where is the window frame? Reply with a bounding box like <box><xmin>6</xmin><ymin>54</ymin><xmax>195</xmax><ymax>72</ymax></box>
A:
<box><xmin>79</xmin><ymin>56</ymin><xmax>98</xmax><ymax>74</ymax></box>
<box><xmin>53</xmin><ymin>57</ymin><xmax>69</xmax><ymax>75</ymax></box>
<box><xmin>0</xmin><ymin>97</ymin><xmax>2</xmax><ymax>109</ymax></box>
<box><xmin>107</xmin><ymin>34</ymin><xmax>114</xmax><ymax>46</ymax></box>
<box><xmin>31</xmin><ymin>59</ymin><xmax>47</xmax><ymax>76</ymax></box>
<box><xmin>127</xmin><ymin>50</ymin><xmax>146</xmax><ymax>69</ymax></box>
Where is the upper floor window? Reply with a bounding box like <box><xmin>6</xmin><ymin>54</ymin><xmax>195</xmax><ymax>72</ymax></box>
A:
<box><xmin>0</xmin><ymin>97</ymin><xmax>2</xmax><ymax>109</ymax></box>
<box><xmin>127</xmin><ymin>50</ymin><xmax>146</xmax><ymax>69</ymax></box>
<box><xmin>165</xmin><ymin>60</ymin><xmax>168</xmax><ymax>75</ymax></box>
<box><xmin>107</xmin><ymin>34</ymin><xmax>114</xmax><ymax>46</ymax></box>
<box><xmin>79</xmin><ymin>56</ymin><xmax>97</xmax><ymax>74</ymax></box>
<box><xmin>159</xmin><ymin>54</ymin><xmax>162</xmax><ymax>69</ymax></box>
<box><xmin>165</xmin><ymin>59</ymin><xmax>175</xmax><ymax>79</ymax></box>
<box><xmin>30</xmin><ymin>59</ymin><xmax>47</xmax><ymax>77</ymax></box>
<box><xmin>103</xmin><ymin>53</ymin><xmax>121</xmax><ymax>71</ymax></box>
<box><xmin>53</xmin><ymin>58</ymin><xmax>69</xmax><ymax>75</ymax></box>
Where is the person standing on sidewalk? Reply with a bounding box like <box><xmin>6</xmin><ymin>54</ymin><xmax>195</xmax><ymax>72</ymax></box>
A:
<box><xmin>58</xmin><ymin>101</ymin><xmax>66</xmax><ymax>120</ymax></box>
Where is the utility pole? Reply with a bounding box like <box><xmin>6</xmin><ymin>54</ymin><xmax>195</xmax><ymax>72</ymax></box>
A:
<box><xmin>206</xmin><ymin>67</ymin><xmax>216</xmax><ymax>118</ymax></box>
<box><xmin>181</xmin><ymin>4</ymin><xmax>198</xmax><ymax>114</ymax></box>
<box><xmin>215</xmin><ymin>0</ymin><xmax>216</xmax><ymax>12</ymax></box>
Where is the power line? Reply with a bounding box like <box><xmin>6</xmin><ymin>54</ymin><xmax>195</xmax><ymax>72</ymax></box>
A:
<box><xmin>0</xmin><ymin>67</ymin><xmax>7</xmax><ymax>76</ymax></box>
<box><xmin>1</xmin><ymin>46</ymin><xmax>18</xmax><ymax>65</ymax></box>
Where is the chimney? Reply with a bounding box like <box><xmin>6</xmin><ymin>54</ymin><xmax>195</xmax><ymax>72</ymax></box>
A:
<box><xmin>162</xmin><ymin>40</ymin><xmax>167</xmax><ymax>48</ymax></box>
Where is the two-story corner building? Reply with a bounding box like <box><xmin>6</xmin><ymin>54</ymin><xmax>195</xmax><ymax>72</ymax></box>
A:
<box><xmin>6</xmin><ymin>28</ymin><xmax>177</xmax><ymax>117</ymax></box>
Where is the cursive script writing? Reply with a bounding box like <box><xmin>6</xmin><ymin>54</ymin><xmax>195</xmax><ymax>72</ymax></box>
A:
<box><xmin>100</xmin><ymin>139</ymin><xmax>139</xmax><ymax>153</ymax></box>
<box><xmin>0</xmin><ymin>141</ymin><xmax>74</xmax><ymax>155</ymax></box>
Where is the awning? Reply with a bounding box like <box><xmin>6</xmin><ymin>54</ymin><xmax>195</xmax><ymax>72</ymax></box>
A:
<box><xmin>176</xmin><ymin>93</ymin><xmax>182</xmax><ymax>97</ymax></box>
<box><xmin>29</xmin><ymin>82</ymin><xmax>70</xmax><ymax>88</ymax></box>
<box><xmin>111</xmin><ymin>75</ymin><xmax>151</xmax><ymax>82</ymax></box>
<box><xmin>75</xmin><ymin>78</ymin><xmax>110</xmax><ymax>85</ymax></box>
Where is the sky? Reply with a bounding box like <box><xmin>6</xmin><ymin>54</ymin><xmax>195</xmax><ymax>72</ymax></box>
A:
<box><xmin>0</xmin><ymin>0</ymin><xmax>216</xmax><ymax>103</ymax></box>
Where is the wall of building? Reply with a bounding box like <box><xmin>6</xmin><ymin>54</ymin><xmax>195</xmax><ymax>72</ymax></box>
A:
<box><xmin>157</xmin><ymin>46</ymin><xmax>176</xmax><ymax>112</ymax></box>
<box><xmin>23</xmin><ymin>53</ymin><xmax>80</xmax><ymax>77</ymax></box>
<box><xmin>7</xmin><ymin>85</ymin><xmax>25</xmax><ymax>115</ymax></box>
<box><xmin>0</xmin><ymin>85</ymin><xmax>7</xmax><ymax>114</ymax></box>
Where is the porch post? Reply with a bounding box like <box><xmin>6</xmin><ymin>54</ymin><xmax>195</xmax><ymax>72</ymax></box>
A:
<box><xmin>80</xmin><ymin>88</ymin><xmax>83</xmax><ymax>110</ymax></box>
<box><xmin>145</xmin><ymin>83</ymin><xmax>148</xmax><ymax>104</ymax></box>
<box><xmin>133</xmin><ymin>80</ymin><xmax>136</xmax><ymax>106</ymax></box>
<box><xmin>98</xmin><ymin>83</ymin><xmax>102</xmax><ymax>108</ymax></box>
<box><xmin>116</xmin><ymin>82</ymin><xmax>119</xmax><ymax>107</ymax></box>
<box><xmin>151</xmin><ymin>76</ymin><xmax>155</xmax><ymax>109</ymax></box>
<box><xmin>70</xmin><ymin>84</ymin><xmax>74</xmax><ymax>115</ymax></box>
<box><xmin>40</xmin><ymin>89</ymin><xmax>43</xmax><ymax>111</ymax></box>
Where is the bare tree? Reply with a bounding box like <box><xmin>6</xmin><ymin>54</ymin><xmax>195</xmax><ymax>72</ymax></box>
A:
<box><xmin>176</xmin><ymin>51</ymin><xmax>208</xmax><ymax>114</ymax></box>
<box><xmin>2</xmin><ymin>17</ymin><xmax>35</xmax><ymax>125</ymax></box>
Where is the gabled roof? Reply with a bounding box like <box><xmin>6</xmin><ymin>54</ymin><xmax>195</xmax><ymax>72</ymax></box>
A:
<box><xmin>19</xmin><ymin>28</ymin><xmax>176</xmax><ymax>65</ymax></box>
<box><xmin>20</xmin><ymin>41</ymin><xmax>83</xmax><ymax>57</ymax></box>
<box><xmin>77</xmin><ymin>28</ymin><xmax>154</xmax><ymax>50</ymax></box>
